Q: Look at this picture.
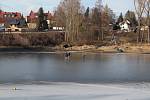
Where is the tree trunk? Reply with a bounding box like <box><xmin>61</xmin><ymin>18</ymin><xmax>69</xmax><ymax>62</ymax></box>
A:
<box><xmin>148</xmin><ymin>11</ymin><xmax>150</xmax><ymax>44</ymax></box>
<box><xmin>137</xmin><ymin>18</ymin><xmax>142</xmax><ymax>43</ymax></box>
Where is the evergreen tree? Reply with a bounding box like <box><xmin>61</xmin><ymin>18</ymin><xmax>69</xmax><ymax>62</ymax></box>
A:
<box><xmin>20</xmin><ymin>14</ymin><xmax>27</xmax><ymax>27</ymax></box>
<box><xmin>37</xmin><ymin>7</ymin><xmax>48</xmax><ymax>31</ymax></box>
<box><xmin>84</xmin><ymin>7</ymin><xmax>90</xmax><ymax>18</ymax></box>
<box><xmin>43</xmin><ymin>20</ymin><xmax>48</xmax><ymax>30</ymax></box>
<box><xmin>117</xmin><ymin>13</ymin><xmax>124</xmax><ymax>23</ymax></box>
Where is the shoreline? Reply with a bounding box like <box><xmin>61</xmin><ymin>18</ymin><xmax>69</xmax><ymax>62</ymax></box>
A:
<box><xmin>0</xmin><ymin>45</ymin><xmax>150</xmax><ymax>54</ymax></box>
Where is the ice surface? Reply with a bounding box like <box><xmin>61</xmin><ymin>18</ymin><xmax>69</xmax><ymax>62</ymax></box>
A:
<box><xmin>0</xmin><ymin>82</ymin><xmax>150</xmax><ymax>100</ymax></box>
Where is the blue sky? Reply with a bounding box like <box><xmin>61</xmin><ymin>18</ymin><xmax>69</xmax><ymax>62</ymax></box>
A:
<box><xmin>0</xmin><ymin>0</ymin><xmax>134</xmax><ymax>16</ymax></box>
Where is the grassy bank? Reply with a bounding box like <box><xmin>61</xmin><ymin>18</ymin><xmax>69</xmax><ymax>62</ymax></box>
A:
<box><xmin>0</xmin><ymin>44</ymin><xmax>150</xmax><ymax>54</ymax></box>
<box><xmin>0</xmin><ymin>32</ymin><xmax>65</xmax><ymax>47</ymax></box>
<box><xmin>0</xmin><ymin>31</ymin><xmax>150</xmax><ymax>54</ymax></box>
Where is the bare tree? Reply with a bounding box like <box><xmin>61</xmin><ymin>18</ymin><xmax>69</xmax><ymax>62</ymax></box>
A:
<box><xmin>58</xmin><ymin>0</ymin><xmax>81</xmax><ymax>42</ymax></box>
<box><xmin>144</xmin><ymin>0</ymin><xmax>150</xmax><ymax>43</ymax></box>
<box><xmin>102</xmin><ymin>4</ymin><xmax>115</xmax><ymax>33</ymax></box>
<box><xmin>134</xmin><ymin>0</ymin><xmax>147</xmax><ymax>43</ymax></box>
<box><xmin>95</xmin><ymin>0</ymin><xmax>103</xmax><ymax>40</ymax></box>
<box><xmin>54</xmin><ymin>5</ymin><xmax>66</xmax><ymax>29</ymax></box>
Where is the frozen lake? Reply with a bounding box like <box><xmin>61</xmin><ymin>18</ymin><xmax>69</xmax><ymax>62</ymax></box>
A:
<box><xmin>0</xmin><ymin>53</ymin><xmax>150</xmax><ymax>83</ymax></box>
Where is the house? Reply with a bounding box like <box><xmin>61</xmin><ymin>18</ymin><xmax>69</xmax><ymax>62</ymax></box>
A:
<box><xmin>119</xmin><ymin>20</ymin><xmax>131</xmax><ymax>32</ymax></box>
<box><xmin>27</xmin><ymin>10</ymin><xmax>38</xmax><ymax>23</ymax></box>
<box><xmin>0</xmin><ymin>17</ymin><xmax>5</xmax><ymax>27</ymax></box>
<box><xmin>0</xmin><ymin>11</ymin><xmax>21</xmax><ymax>20</ymax></box>
<box><xmin>27</xmin><ymin>10</ymin><xmax>53</xmax><ymax>29</ymax></box>
<box><xmin>0</xmin><ymin>11</ymin><xmax>27</xmax><ymax>32</ymax></box>
<box><xmin>27</xmin><ymin>23</ymin><xmax>37</xmax><ymax>30</ymax></box>
<box><xmin>5</xmin><ymin>18</ymin><xmax>28</xmax><ymax>32</ymax></box>
<box><xmin>0</xmin><ymin>25</ymin><xmax>5</xmax><ymax>32</ymax></box>
<box><xmin>141</xmin><ymin>26</ymin><xmax>149</xmax><ymax>31</ymax></box>
<box><xmin>52</xmin><ymin>27</ymin><xmax>64</xmax><ymax>31</ymax></box>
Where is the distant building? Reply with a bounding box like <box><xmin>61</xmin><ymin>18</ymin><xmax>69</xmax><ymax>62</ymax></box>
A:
<box><xmin>5</xmin><ymin>18</ymin><xmax>28</xmax><ymax>32</ymax></box>
<box><xmin>0</xmin><ymin>11</ymin><xmax>21</xmax><ymax>21</ymax></box>
<box><xmin>27</xmin><ymin>10</ymin><xmax>38</xmax><ymax>23</ymax></box>
<box><xmin>27</xmin><ymin>10</ymin><xmax>53</xmax><ymax>29</ymax></box>
<box><xmin>119</xmin><ymin>20</ymin><xmax>131</xmax><ymax>32</ymax></box>
<box><xmin>141</xmin><ymin>26</ymin><xmax>149</xmax><ymax>31</ymax></box>
<box><xmin>0</xmin><ymin>11</ymin><xmax>28</xmax><ymax>32</ymax></box>
<box><xmin>52</xmin><ymin>27</ymin><xmax>64</xmax><ymax>31</ymax></box>
<box><xmin>0</xmin><ymin>11</ymin><xmax>21</xmax><ymax>29</ymax></box>
<box><xmin>0</xmin><ymin>18</ymin><xmax>5</xmax><ymax>27</ymax></box>
<box><xmin>0</xmin><ymin>25</ymin><xmax>5</xmax><ymax>32</ymax></box>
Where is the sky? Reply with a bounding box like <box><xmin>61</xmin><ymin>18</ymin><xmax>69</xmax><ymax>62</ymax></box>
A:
<box><xmin>0</xmin><ymin>0</ymin><xmax>135</xmax><ymax>16</ymax></box>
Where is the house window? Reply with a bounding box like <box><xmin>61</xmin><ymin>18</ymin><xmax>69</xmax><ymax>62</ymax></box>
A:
<box><xmin>15</xmin><ymin>29</ymin><xmax>19</xmax><ymax>31</ymax></box>
<box><xmin>8</xmin><ymin>29</ymin><xmax>11</xmax><ymax>32</ymax></box>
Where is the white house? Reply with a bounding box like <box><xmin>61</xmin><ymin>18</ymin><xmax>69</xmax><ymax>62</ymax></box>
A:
<box><xmin>52</xmin><ymin>27</ymin><xmax>64</xmax><ymax>31</ymax></box>
<box><xmin>119</xmin><ymin>20</ymin><xmax>131</xmax><ymax>32</ymax></box>
<box><xmin>141</xmin><ymin>26</ymin><xmax>149</xmax><ymax>31</ymax></box>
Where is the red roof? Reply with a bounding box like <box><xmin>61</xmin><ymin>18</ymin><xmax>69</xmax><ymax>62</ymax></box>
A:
<box><xmin>0</xmin><ymin>11</ymin><xmax>22</xmax><ymax>23</ymax></box>
<box><xmin>0</xmin><ymin>11</ymin><xmax>21</xmax><ymax>17</ymax></box>
<box><xmin>27</xmin><ymin>10</ymin><xmax>53</xmax><ymax>23</ymax></box>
